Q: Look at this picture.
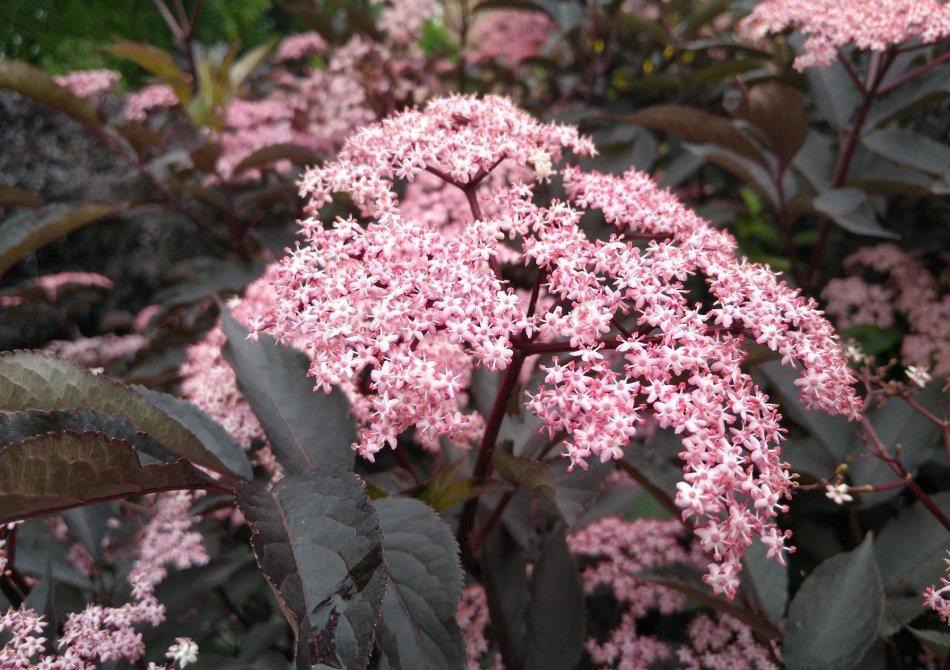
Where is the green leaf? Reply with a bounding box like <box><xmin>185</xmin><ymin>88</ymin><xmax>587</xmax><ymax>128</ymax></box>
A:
<box><xmin>235</xmin><ymin>467</ymin><xmax>387</xmax><ymax>670</ymax></box>
<box><xmin>0</xmin><ymin>185</ymin><xmax>42</xmax><ymax>209</ymax></box>
<box><xmin>492</xmin><ymin>447</ymin><xmax>556</xmax><ymax>508</ymax></box>
<box><xmin>861</xmin><ymin>129</ymin><xmax>950</xmax><ymax>178</ymax></box>
<box><xmin>784</xmin><ymin>535</ymin><xmax>883</xmax><ymax>670</ymax></box>
<box><xmin>221</xmin><ymin>310</ymin><xmax>357</xmax><ymax>473</ymax></box>
<box><xmin>0</xmin><ymin>203</ymin><xmax>118</xmax><ymax>276</ymax></box>
<box><xmin>875</xmin><ymin>492</ymin><xmax>950</xmax><ymax>634</ymax></box>
<box><xmin>132</xmin><ymin>386</ymin><xmax>252</xmax><ymax>481</ymax></box>
<box><xmin>105</xmin><ymin>41</ymin><xmax>191</xmax><ymax>101</ymax></box>
<box><xmin>523</xmin><ymin>526</ymin><xmax>585</xmax><ymax>670</ymax></box>
<box><xmin>0</xmin><ymin>431</ymin><xmax>212</xmax><ymax>522</ymax></box>
<box><xmin>0</xmin><ymin>351</ymin><xmax>242</xmax><ymax>479</ymax></box>
<box><xmin>229</xmin><ymin>40</ymin><xmax>275</xmax><ymax>89</ymax></box>
<box><xmin>812</xmin><ymin>188</ymin><xmax>897</xmax><ymax>239</ymax></box>
<box><xmin>619</xmin><ymin>105</ymin><xmax>768</xmax><ymax>168</ymax></box>
<box><xmin>375</xmin><ymin>497</ymin><xmax>465</xmax><ymax>670</ymax></box>
<box><xmin>232</xmin><ymin>143</ymin><xmax>324</xmax><ymax>176</ymax></box>
<box><xmin>0</xmin><ymin>60</ymin><xmax>102</xmax><ymax>129</ymax></box>
<box><xmin>413</xmin><ymin>465</ymin><xmax>499</xmax><ymax>512</ymax></box>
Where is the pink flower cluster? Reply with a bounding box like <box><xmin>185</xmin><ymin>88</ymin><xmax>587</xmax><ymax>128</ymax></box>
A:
<box><xmin>372</xmin><ymin>0</ymin><xmax>438</xmax><ymax>46</ymax></box>
<box><xmin>0</xmin><ymin>493</ymin><xmax>206</xmax><ymax>668</ymax></box>
<box><xmin>42</xmin><ymin>334</ymin><xmax>148</xmax><ymax>370</ymax></box>
<box><xmin>924</xmin><ymin>552</ymin><xmax>950</xmax><ymax>624</ymax></box>
<box><xmin>124</xmin><ymin>83</ymin><xmax>179</xmax><ymax>121</ymax></box>
<box><xmin>53</xmin><ymin>69</ymin><xmax>121</xmax><ymax>98</ymax></box>
<box><xmin>212</xmin><ymin>5</ymin><xmax>442</xmax><ymax>181</ymax></box>
<box><xmin>455</xmin><ymin>584</ymin><xmax>503</xmax><ymax>670</ymax></box>
<box><xmin>254</xmin><ymin>94</ymin><xmax>859</xmax><ymax>596</ymax></box>
<box><xmin>274</xmin><ymin>31</ymin><xmax>327</xmax><ymax>62</ymax></box>
<box><xmin>738</xmin><ymin>0</ymin><xmax>950</xmax><ymax>69</ymax></box>
<box><xmin>469</xmin><ymin>10</ymin><xmax>555</xmax><ymax>66</ymax></box>
<box><xmin>823</xmin><ymin>244</ymin><xmax>950</xmax><ymax>376</ymax></box>
<box><xmin>571</xmin><ymin>518</ymin><xmax>778</xmax><ymax>669</ymax></box>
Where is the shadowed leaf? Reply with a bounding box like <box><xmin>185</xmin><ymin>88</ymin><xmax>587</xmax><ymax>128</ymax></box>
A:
<box><xmin>0</xmin><ymin>351</ymin><xmax>242</xmax><ymax>479</ymax></box>
<box><xmin>235</xmin><ymin>468</ymin><xmax>386</xmax><ymax>670</ymax></box>
<box><xmin>784</xmin><ymin>535</ymin><xmax>883</xmax><ymax>670</ymax></box>
<box><xmin>619</xmin><ymin>105</ymin><xmax>768</xmax><ymax>168</ymax></box>
<box><xmin>0</xmin><ymin>204</ymin><xmax>118</xmax><ymax>276</ymax></box>
<box><xmin>375</xmin><ymin>497</ymin><xmax>465</xmax><ymax>669</ymax></box>
<box><xmin>0</xmin><ymin>431</ymin><xmax>212</xmax><ymax>522</ymax></box>
<box><xmin>523</xmin><ymin>526</ymin><xmax>585</xmax><ymax>670</ymax></box>
<box><xmin>0</xmin><ymin>60</ymin><xmax>102</xmax><ymax>129</ymax></box>
<box><xmin>221</xmin><ymin>310</ymin><xmax>356</xmax><ymax>473</ymax></box>
<box><xmin>232</xmin><ymin>143</ymin><xmax>324</xmax><ymax>176</ymax></box>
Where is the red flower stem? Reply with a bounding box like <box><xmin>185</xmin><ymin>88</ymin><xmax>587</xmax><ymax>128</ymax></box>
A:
<box><xmin>860</xmin><ymin>415</ymin><xmax>950</xmax><ymax>532</ymax></box>
<box><xmin>458</xmin><ymin>352</ymin><xmax>527</xmax><ymax>559</ymax></box>
<box><xmin>876</xmin><ymin>49</ymin><xmax>950</xmax><ymax>97</ymax></box>
<box><xmin>468</xmin><ymin>488</ymin><xmax>516</xmax><ymax>554</ymax></box>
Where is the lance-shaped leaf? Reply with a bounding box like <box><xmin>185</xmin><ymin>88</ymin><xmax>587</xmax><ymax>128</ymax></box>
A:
<box><xmin>133</xmin><ymin>386</ymin><xmax>252</xmax><ymax>480</ymax></box>
<box><xmin>812</xmin><ymin>188</ymin><xmax>896</xmax><ymax>238</ymax></box>
<box><xmin>635</xmin><ymin>563</ymin><xmax>781</xmax><ymax>639</ymax></box>
<box><xmin>523</xmin><ymin>526</ymin><xmax>585</xmax><ymax>670</ymax></box>
<box><xmin>0</xmin><ymin>204</ymin><xmax>118</xmax><ymax>276</ymax></box>
<box><xmin>235</xmin><ymin>468</ymin><xmax>387</xmax><ymax>670</ymax></box>
<box><xmin>0</xmin><ymin>431</ymin><xmax>212</xmax><ymax>522</ymax></box>
<box><xmin>784</xmin><ymin>535</ymin><xmax>884</xmax><ymax>670</ymax></box>
<box><xmin>105</xmin><ymin>41</ymin><xmax>191</xmax><ymax>101</ymax></box>
<box><xmin>374</xmin><ymin>498</ymin><xmax>465</xmax><ymax>670</ymax></box>
<box><xmin>862</xmin><ymin>129</ymin><xmax>950</xmax><ymax>178</ymax></box>
<box><xmin>232</xmin><ymin>143</ymin><xmax>324</xmax><ymax>176</ymax></box>
<box><xmin>0</xmin><ymin>60</ymin><xmax>102</xmax><ymax>129</ymax></box>
<box><xmin>619</xmin><ymin>105</ymin><xmax>768</xmax><ymax>168</ymax></box>
<box><xmin>221</xmin><ymin>310</ymin><xmax>356</xmax><ymax>473</ymax></box>
<box><xmin>726</xmin><ymin>82</ymin><xmax>808</xmax><ymax>168</ymax></box>
<box><xmin>0</xmin><ymin>351</ymin><xmax>243</xmax><ymax>479</ymax></box>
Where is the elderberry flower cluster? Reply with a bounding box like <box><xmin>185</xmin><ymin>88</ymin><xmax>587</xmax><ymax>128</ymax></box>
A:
<box><xmin>823</xmin><ymin>244</ymin><xmax>950</xmax><ymax>376</ymax></box>
<box><xmin>0</xmin><ymin>493</ymin><xmax>206</xmax><ymax>668</ymax></box>
<box><xmin>53</xmin><ymin>69</ymin><xmax>121</xmax><ymax>98</ymax></box>
<box><xmin>255</xmin><ymin>94</ymin><xmax>860</xmax><ymax>597</ymax></box>
<box><xmin>738</xmin><ymin>0</ymin><xmax>950</xmax><ymax>69</ymax></box>
<box><xmin>924</xmin><ymin>552</ymin><xmax>950</xmax><ymax>624</ymax></box>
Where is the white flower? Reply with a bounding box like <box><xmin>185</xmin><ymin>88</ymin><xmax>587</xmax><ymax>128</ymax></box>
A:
<box><xmin>825</xmin><ymin>483</ymin><xmax>853</xmax><ymax>505</ymax></box>
<box><xmin>529</xmin><ymin>147</ymin><xmax>555</xmax><ymax>182</ymax></box>
<box><xmin>906</xmin><ymin>365</ymin><xmax>932</xmax><ymax>388</ymax></box>
<box><xmin>166</xmin><ymin>637</ymin><xmax>199</xmax><ymax>668</ymax></box>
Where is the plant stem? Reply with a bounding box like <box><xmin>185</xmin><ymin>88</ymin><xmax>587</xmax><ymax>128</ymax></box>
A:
<box><xmin>860</xmin><ymin>415</ymin><xmax>950</xmax><ymax>532</ymax></box>
<box><xmin>876</xmin><ymin>49</ymin><xmax>950</xmax><ymax>97</ymax></box>
<box><xmin>807</xmin><ymin>49</ymin><xmax>895</xmax><ymax>288</ymax></box>
<box><xmin>457</xmin><ymin>352</ymin><xmax>527</xmax><ymax>559</ymax></box>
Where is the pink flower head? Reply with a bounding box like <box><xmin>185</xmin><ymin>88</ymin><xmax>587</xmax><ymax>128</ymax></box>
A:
<box><xmin>255</xmin><ymin>94</ymin><xmax>860</xmax><ymax>596</ymax></box>
<box><xmin>738</xmin><ymin>0</ymin><xmax>950</xmax><ymax>69</ymax></box>
<box><xmin>53</xmin><ymin>69</ymin><xmax>121</xmax><ymax>97</ymax></box>
<box><xmin>124</xmin><ymin>83</ymin><xmax>180</xmax><ymax>121</ymax></box>
<box><xmin>275</xmin><ymin>32</ymin><xmax>327</xmax><ymax>62</ymax></box>
<box><xmin>469</xmin><ymin>10</ymin><xmax>555</xmax><ymax>65</ymax></box>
